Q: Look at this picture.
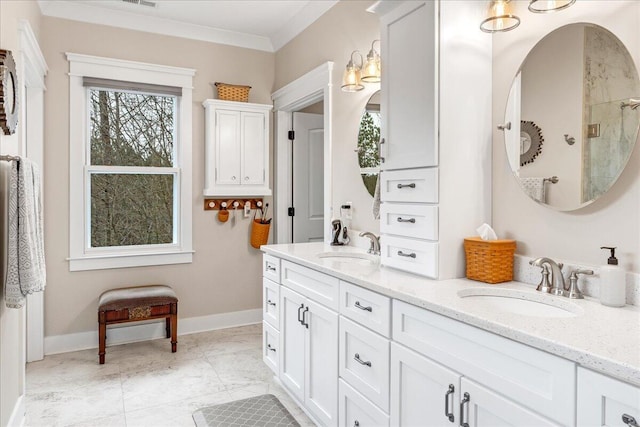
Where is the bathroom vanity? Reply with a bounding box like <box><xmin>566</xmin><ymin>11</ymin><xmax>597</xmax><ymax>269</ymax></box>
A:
<box><xmin>261</xmin><ymin>243</ymin><xmax>640</xmax><ymax>427</ymax></box>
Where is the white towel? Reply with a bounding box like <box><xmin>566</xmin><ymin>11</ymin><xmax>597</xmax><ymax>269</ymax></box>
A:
<box><xmin>5</xmin><ymin>157</ymin><xmax>46</xmax><ymax>309</ymax></box>
<box><xmin>372</xmin><ymin>174</ymin><xmax>381</xmax><ymax>219</ymax></box>
<box><xmin>520</xmin><ymin>177</ymin><xmax>546</xmax><ymax>203</ymax></box>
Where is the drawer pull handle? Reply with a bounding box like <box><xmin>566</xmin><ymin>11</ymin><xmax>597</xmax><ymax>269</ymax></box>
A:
<box><xmin>354</xmin><ymin>301</ymin><xmax>373</xmax><ymax>312</ymax></box>
<box><xmin>354</xmin><ymin>353</ymin><xmax>372</xmax><ymax>367</ymax></box>
<box><xmin>267</xmin><ymin>344</ymin><xmax>276</xmax><ymax>352</ymax></box>
<box><xmin>397</xmin><ymin>250</ymin><xmax>417</xmax><ymax>258</ymax></box>
<box><xmin>623</xmin><ymin>414</ymin><xmax>639</xmax><ymax>427</ymax></box>
<box><xmin>397</xmin><ymin>217</ymin><xmax>416</xmax><ymax>223</ymax></box>
<box><xmin>354</xmin><ymin>421</ymin><xmax>360</xmax><ymax>427</ymax></box>
<box><xmin>266</xmin><ymin>299</ymin><xmax>276</xmax><ymax>307</ymax></box>
<box><xmin>298</xmin><ymin>304</ymin><xmax>305</xmax><ymax>325</ymax></box>
<box><xmin>445</xmin><ymin>384</ymin><xmax>455</xmax><ymax>423</ymax></box>
<box><xmin>397</xmin><ymin>183</ymin><xmax>416</xmax><ymax>189</ymax></box>
<box><xmin>459</xmin><ymin>392</ymin><xmax>470</xmax><ymax>427</ymax></box>
<box><xmin>266</xmin><ymin>265</ymin><xmax>276</xmax><ymax>271</ymax></box>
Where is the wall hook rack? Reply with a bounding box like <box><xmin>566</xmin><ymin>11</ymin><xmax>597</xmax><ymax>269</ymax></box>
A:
<box><xmin>204</xmin><ymin>198</ymin><xmax>264</xmax><ymax>211</ymax></box>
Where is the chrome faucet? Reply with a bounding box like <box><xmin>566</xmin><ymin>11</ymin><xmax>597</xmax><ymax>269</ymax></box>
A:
<box><xmin>359</xmin><ymin>232</ymin><xmax>380</xmax><ymax>255</ymax></box>
<box><xmin>530</xmin><ymin>257</ymin><xmax>566</xmax><ymax>296</ymax></box>
<box><xmin>566</xmin><ymin>269</ymin><xmax>594</xmax><ymax>299</ymax></box>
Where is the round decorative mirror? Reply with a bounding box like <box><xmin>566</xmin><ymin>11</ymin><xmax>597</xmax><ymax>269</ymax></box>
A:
<box><xmin>504</xmin><ymin>23</ymin><xmax>640</xmax><ymax>210</ymax></box>
<box><xmin>357</xmin><ymin>90</ymin><xmax>381</xmax><ymax>197</ymax></box>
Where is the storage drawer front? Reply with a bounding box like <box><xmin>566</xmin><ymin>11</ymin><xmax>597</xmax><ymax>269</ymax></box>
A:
<box><xmin>380</xmin><ymin>203</ymin><xmax>438</xmax><ymax>240</ymax></box>
<box><xmin>340</xmin><ymin>317</ymin><xmax>390</xmax><ymax>412</ymax></box>
<box><xmin>339</xmin><ymin>379</ymin><xmax>390</xmax><ymax>427</ymax></box>
<box><xmin>381</xmin><ymin>235</ymin><xmax>438</xmax><ymax>278</ymax></box>
<box><xmin>282</xmin><ymin>260</ymin><xmax>340</xmax><ymax>311</ymax></box>
<box><xmin>339</xmin><ymin>281</ymin><xmax>391</xmax><ymax>338</ymax></box>
<box><xmin>263</xmin><ymin>278</ymin><xmax>279</xmax><ymax>329</ymax></box>
<box><xmin>263</xmin><ymin>254</ymin><xmax>281</xmax><ymax>283</ymax></box>
<box><xmin>380</xmin><ymin>168</ymin><xmax>438</xmax><ymax>203</ymax></box>
<box><xmin>262</xmin><ymin>321</ymin><xmax>279</xmax><ymax>375</ymax></box>
<box><xmin>392</xmin><ymin>300</ymin><xmax>576</xmax><ymax>426</ymax></box>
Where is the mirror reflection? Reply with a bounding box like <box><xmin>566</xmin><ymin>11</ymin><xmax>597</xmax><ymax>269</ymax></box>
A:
<box><xmin>504</xmin><ymin>23</ymin><xmax>640</xmax><ymax>210</ymax></box>
<box><xmin>357</xmin><ymin>90</ymin><xmax>381</xmax><ymax>197</ymax></box>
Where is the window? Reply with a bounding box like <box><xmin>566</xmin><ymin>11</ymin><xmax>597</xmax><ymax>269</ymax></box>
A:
<box><xmin>67</xmin><ymin>54</ymin><xmax>195</xmax><ymax>271</ymax></box>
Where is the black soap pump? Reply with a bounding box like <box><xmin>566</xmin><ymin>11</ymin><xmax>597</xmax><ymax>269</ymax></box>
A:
<box><xmin>599</xmin><ymin>246</ymin><xmax>626</xmax><ymax>307</ymax></box>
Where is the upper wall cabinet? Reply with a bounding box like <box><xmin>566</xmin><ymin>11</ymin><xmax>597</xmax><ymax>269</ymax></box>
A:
<box><xmin>380</xmin><ymin>1</ymin><xmax>437</xmax><ymax>171</ymax></box>
<box><xmin>203</xmin><ymin>99</ymin><xmax>272</xmax><ymax>196</ymax></box>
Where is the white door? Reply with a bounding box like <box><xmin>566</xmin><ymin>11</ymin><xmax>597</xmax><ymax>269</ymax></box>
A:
<box><xmin>293</xmin><ymin>112</ymin><xmax>324</xmax><ymax>243</ymax></box>
<box><xmin>577</xmin><ymin>367</ymin><xmax>640</xmax><ymax>427</ymax></box>
<box><xmin>279</xmin><ymin>286</ymin><xmax>306</xmax><ymax>402</ymax></box>
<box><xmin>461</xmin><ymin>378</ymin><xmax>560</xmax><ymax>427</ymax></box>
<box><xmin>305</xmin><ymin>298</ymin><xmax>338</xmax><ymax>426</ymax></box>
<box><xmin>390</xmin><ymin>342</ymin><xmax>460</xmax><ymax>426</ymax></box>
<box><xmin>215</xmin><ymin>110</ymin><xmax>241</xmax><ymax>185</ymax></box>
<box><xmin>241</xmin><ymin>111</ymin><xmax>265</xmax><ymax>185</ymax></box>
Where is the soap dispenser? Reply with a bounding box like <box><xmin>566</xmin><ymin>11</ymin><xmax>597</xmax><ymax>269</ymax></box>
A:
<box><xmin>599</xmin><ymin>246</ymin><xmax>626</xmax><ymax>307</ymax></box>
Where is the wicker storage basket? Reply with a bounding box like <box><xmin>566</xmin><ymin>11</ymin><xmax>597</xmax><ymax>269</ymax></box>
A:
<box><xmin>214</xmin><ymin>82</ymin><xmax>251</xmax><ymax>102</ymax></box>
<box><xmin>464</xmin><ymin>237</ymin><xmax>517</xmax><ymax>284</ymax></box>
<box><xmin>250</xmin><ymin>219</ymin><xmax>271</xmax><ymax>249</ymax></box>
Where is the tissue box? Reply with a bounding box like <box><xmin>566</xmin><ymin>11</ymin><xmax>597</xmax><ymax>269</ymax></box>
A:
<box><xmin>464</xmin><ymin>237</ymin><xmax>517</xmax><ymax>284</ymax></box>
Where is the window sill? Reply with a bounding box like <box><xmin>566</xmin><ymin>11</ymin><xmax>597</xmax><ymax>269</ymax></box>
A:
<box><xmin>67</xmin><ymin>250</ymin><xmax>194</xmax><ymax>271</ymax></box>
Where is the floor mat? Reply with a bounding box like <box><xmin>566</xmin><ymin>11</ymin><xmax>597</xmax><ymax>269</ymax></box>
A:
<box><xmin>192</xmin><ymin>394</ymin><xmax>300</xmax><ymax>427</ymax></box>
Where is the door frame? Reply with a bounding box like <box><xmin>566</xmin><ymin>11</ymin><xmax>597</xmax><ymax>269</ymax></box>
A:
<box><xmin>19</xmin><ymin>20</ymin><xmax>48</xmax><ymax>362</ymax></box>
<box><xmin>271</xmin><ymin>62</ymin><xmax>334</xmax><ymax>244</ymax></box>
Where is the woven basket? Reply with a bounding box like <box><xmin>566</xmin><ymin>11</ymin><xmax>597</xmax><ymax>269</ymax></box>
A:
<box><xmin>464</xmin><ymin>237</ymin><xmax>517</xmax><ymax>284</ymax></box>
<box><xmin>250</xmin><ymin>219</ymin><xmax>271</xmax><ymax>249</ymax></box>
<box><xmin>214</xmin><ymin>82</ymin><xmax>251</xmax><ymax>102</ymax></box>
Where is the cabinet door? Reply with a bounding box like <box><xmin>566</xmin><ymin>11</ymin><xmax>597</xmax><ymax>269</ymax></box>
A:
<box><xmin>577</xmin><ymin>367</ymin><xmax>640</xmax><ymax>427</ymax></box>
<box><xmin>241</xmin><ymin>111</ymin><xmax>266</xmax><ymax>185</ymax></box>
<box><xmin>460</xmin><ymin>378</ymin><xmax>560</xmax><ymax>427</ymax></box>
<box><xmin>305</xmin><ymin>298</ymin><xmax>339</xmax><ymax>427</ymax></box>
<box><xmin>279</xmin><ymin>286</ymin><xmax>306</xmax><ymax>402</ymax></box>
<box><xmin>215</xmin><ymin>110</ymin><xmax>241</xmax><ymax>184</ymax></box>
<box><xmin>391</xmin><ymin>342</ymin><xmax>460</xmax><ymax>427</ymax></box>
<box><xmin>381</xmin><ymin>1</ymin><xmax>437</xmax><ymax>170</ymax></box>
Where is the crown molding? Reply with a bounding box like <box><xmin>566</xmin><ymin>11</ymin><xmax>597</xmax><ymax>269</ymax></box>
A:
<box><xmin>38</xmin><ymin>0</ymin><xmax>275</xmax><ymax>52</ymax></box>
<box><xmin>270</xmin><ymin>1</ymin><xmax>339</xmax><ymax>51</ymax></box>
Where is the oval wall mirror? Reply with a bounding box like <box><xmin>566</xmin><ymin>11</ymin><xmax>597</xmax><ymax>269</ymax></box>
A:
<box><xmin>357</xmin><ymin>90</ymin><xmax>381</xmax><ymax>197</ymax></box>
<box><xmin>503</xmin><ymin>23</ymin><xmax>640</xmax><ymax>211</ymax></box>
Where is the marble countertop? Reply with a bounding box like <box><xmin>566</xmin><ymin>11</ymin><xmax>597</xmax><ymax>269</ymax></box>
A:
<box><xmin>262</xmin><ymin>242</ymin><xmax>640</xmax><ymax>387</ymax></box>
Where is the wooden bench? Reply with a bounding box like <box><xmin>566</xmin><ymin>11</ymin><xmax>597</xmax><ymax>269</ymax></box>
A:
<box><xmin>98</xmin><ymin>285</ymin><xmax>178</xmax><ymax>364</ymax></box>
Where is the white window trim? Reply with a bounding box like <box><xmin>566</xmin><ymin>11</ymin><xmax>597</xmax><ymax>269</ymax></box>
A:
<box><xmin>67</xmin><ymin>53</ymin><xmax>195</xmax><ymax>271</ymax></box>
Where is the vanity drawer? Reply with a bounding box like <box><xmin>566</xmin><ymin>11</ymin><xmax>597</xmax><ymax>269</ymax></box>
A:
<box><xmin>263</xmin><ymin>321</ymin><xmax>279</xmax><ymax>375</ymax></box>
<box><xmin>281</xmin><ymin>260</ymin><xmax>339</xmax><ymax>311</ymax></box>
<box><xmin>381</xmin><ymin>235</ymin><xmax>438</xmax><ymax>278</ymax></box>
<box><xmin>340</xmin><ymin>317</ymin><xmax>390</xmax><ymax>412</ymax></box>
<box><xmin>339</xmin><ymin>379</ymin><xmax>390</xmax><ymax>427</ymax></box>
<box><xmin>263</xmin><ymin>254</ymin><xmax>281</xmax><ymax>283</ymax></box>
<box><xmin>339</xmin><ymin>281</ymin><xmax>390</xmax><ymax>338</ymax></box>
<box><xmin>392</xmin><ymin>300</ymin><xmax>576</xmax><ymax>426</ymax></box>
<box><xmin>380</xmin><ymin>168</ymin><xmax>438</xmax><ymax>203</ymax></box>
<box><xmin>380</xmin><ymin>203</ymin><xmax>438</xmax><ymax>240</ymax></box>
<box><xmin>263</xmin><ymin>278</ymin><xmax>279</xmax><ymax>329</ymax></box>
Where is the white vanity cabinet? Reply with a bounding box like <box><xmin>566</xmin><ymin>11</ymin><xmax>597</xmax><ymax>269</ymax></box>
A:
<box><xmin>375</xmin><ymin>0</ymin><xmax>492</xmax><ymax>279</ymax></box>
<box><xmin>203</xmin><ymin>99</ymin><xmax>272</xmax><ymax>196</ymax></box>
<box><xmin>577</xmin><ymin>367</ymin><xmax>640</xmax><ymax>427</ymax></box>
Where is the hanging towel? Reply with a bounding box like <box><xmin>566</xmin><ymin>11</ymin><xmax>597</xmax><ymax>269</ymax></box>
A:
<box><xmin>372</xmin><ymin>175</ymin><xmax>381</xmax><ymax>219</ymax></box>
<box><xmin>519</xmin><ymin>177</ymin><xmax>546</xmax><ymax>203</ymax></box>
<box><xmin>5</xmin><ymin>157</ymin><xmax>46</xmax><ymax>309</ymax></box>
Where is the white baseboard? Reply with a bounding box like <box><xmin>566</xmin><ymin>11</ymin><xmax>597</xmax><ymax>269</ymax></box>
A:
<box><xmin>7</xmin><ymin>394</ymin><xmax>25</xmax><ymax>427</ymax></box>
<box><xmin>43</xmin><ymin>308</ymin><xmax>262</xmax><ymax>355</ymax></box>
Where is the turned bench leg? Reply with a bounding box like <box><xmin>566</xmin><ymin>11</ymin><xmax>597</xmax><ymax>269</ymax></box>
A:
<box><xmin>98</xmin><ymin>311</ymin><xmax>106</xmax><ymax>364</ymax></box>
<box><xmin>170</xmin><ymin>302</ymin><xmax>178</xmax><ymax>352</ymax></box>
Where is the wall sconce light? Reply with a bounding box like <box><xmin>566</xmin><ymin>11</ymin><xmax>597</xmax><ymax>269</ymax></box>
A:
<box><xmin>480</xmin><ymin>0</ymin><xmax>520</xmax><ymax>33</ymax></box>
<box><xmin>341</xmin><ymin>51</ymin><xmax>364</xmax><ymax>92</ymax></box>
<box><xmin>362</xmin><ymin>40</ymin><xmax>381</xmax><ymax>83</ymax></box>
<box><xmin>528</xmin><ymin>0</ymin><xmax>576</xmax><ymax>13</ymax></box>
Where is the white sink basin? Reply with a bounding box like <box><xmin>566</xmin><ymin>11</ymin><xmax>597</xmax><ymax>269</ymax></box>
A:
<box><xmin>316</xmin><ymin>251</ymin><xmax>379</xmax><ymax>265</ymax></box>
<box><xmin>457</xmin><ymin>288</ymin><xmax>583</xmax><ymax>318</ymax></box>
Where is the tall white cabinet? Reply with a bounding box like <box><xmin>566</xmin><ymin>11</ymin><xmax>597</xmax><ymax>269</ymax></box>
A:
<box><xmin>203</xmin><ymin>99</ymin><xmax>272</xmax><ymax>196</ymax></box>
<box><xmin>376</xmin><ymin>0</ymin><xmax>492</xmax><ymax>279</ymax></box>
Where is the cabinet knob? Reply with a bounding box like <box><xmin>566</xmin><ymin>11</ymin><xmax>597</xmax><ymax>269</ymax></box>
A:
<box><xmin>232</xmin><ymin>176</ymin><xmax>236</xmax><ymax>180</ymax></box>
<box><xmin>245</xmin><ymin>176</ymin><xmax>249</xmax><ymax>181</ymax></box>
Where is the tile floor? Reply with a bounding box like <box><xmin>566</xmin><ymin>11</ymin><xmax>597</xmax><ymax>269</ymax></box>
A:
<box><xmin>25</xmin><ymin>324</ymin><xmax>314</xmax><ymax>427</ymax></box>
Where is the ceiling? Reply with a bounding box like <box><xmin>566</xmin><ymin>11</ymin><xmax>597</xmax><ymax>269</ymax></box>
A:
<box><xmin>37</xmin><ymin>0</ymin><xmax>339</xmax><ymax>52</ymax></box>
